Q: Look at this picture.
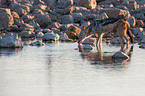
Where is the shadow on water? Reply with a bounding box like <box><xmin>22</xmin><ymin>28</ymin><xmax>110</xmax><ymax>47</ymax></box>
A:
<box><xmin>78</xmin><ymin>44</ymin><xmax>134</xmax><ymax>69</ymax></box>
<box><xmin>0</xmin><ymin>48</ymin><xmax>23</xmax><ymax>56</ymax></box>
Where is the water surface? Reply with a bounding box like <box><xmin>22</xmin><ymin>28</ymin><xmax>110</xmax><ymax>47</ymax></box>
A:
<box><xmin>0</xmin><ymin>42</ymin><xmax>145</xmax><ymax>96</ymax></box>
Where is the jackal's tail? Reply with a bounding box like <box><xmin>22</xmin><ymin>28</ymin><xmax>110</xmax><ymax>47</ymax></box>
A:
<box><xmin>126</xmin><ymin>22</ymin><xmax>134</xmax><ymax>44</ymax></box>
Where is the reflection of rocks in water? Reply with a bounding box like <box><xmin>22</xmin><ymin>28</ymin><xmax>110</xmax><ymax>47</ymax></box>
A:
<box><xmin>21</xmin><ymin>38</ymin><xmax>35</xmax><ymax>45</ymax></box>
<box><xmin>79</xmin><ymin>45</ymin><xmax>134</xmax><ymax>69</ymax></box>
<box><xmin>0</xmin><ymin>48</ymin><xmax>22</xmax><ymax>56</ymax></box>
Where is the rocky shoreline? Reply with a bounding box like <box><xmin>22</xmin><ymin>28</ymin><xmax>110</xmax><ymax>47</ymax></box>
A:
<box><xmin>0</xmin><ymin>0</ymin><xmax>145</xmax><ymax>48</ymax></box>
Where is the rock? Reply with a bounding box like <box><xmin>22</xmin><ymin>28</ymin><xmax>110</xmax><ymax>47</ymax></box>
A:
<box><xmin>22</xmin><ymin>15</ymin><xmax>34</xmax><ymax>23</ymax></box>
<box><xmin>30</xmin><ymin>40</ymin><xmax>45</xmax><ymax>46</ymax></box>
<box><xmin>63</xmin><ymin>6</ymin><xmax>75</xmax><ymax>14</ymax></box>
<box><xmin>123</xmin><ymin>0</ymin><xmax>138</xmax><ymax>10</ymax></box>
<box><xmin>42</xmin><ymin>28</ymin><xmax>53</xmax><ymax>33</ymax></box>
<box><xmin>101</xmin><ymin>8</ymin><xmax>128</xmax><ymax>18</ymax></box>
<box><xmin>62</xmin><ymin>15</ymin><xmax>74</xmax><ymax>24</ymax></box>
<box><xmin>50</xmin><ymin>22</ymin><xmax>61</xmax><ymax>29</ymax></box>
<box><xmin>0</xmin><ymin>8</ymin><xmax>14</xmax><ymax>29</ymax></box>
<box><xmin>14</xmin><ymin>7</ymin><xmax>27</xmax><ymax>16</ymax></box>
<box><xmin>35</xmin><ymin>14</ymin><xmax>52</xmax><ymax>28</ymax></box>
<box><xmin>0</xmin><ymin>33</ymin><xmax>23</xmax><ymax>48</ymax></box>
<box><xmin>20</xmin><ymin>30</ymin><xmax>35</xmax><ymax>38</ymax></box>
<box><xmin>33</xmin><ymin>9</ymin><xmax>44</xmax><ymax>15</ymax></box>
<box><xmin>139</xmin><ymin>37</ymin><xmax>145</xmax><ymax>44</ymax></box>
<box><xmin>11</xmin><ymin>11</ymin><xmax>20</xmax><ymax>19</ymax></box>
<box><xmin>73</xmin><ymin>6</ymin><xmax>89</xmax><ymax>14</ymax></box>
<box><xmin>33</xmin><ymin>4</ymin><xmax>47</xmax><ymax>11</ymax></box>
<box><xmin>66</xmin><ymin>25</ymin><xmax>81</xmax><ymax>39</ymax></box>
<box><xmin>36</xmin><ymin>32</ymin><xmax>44</xmax><ymax>38</ymax></box>
<box><xmin>33</xmin><ymin>0</ymin><xmax>45</xmax><ymax>5</ymax></box>
<box><xmin>57</xmin><ymin>0</ymin><xmax>73</xmax><ymax>8</ymax></box>
<box><xmin>70</xmin><ymin>13</ymin><xmax>85</xmax><ymax>23</ymax></box>
<box><xmin>139</xmin><ymin>44</ymin><xmax>145</xmax><ymax>48</ymax></box>
<box><xmin>84</xmin><ymin>14</ymin><xmax>97</xmax><ymax>20</ymax></box>
<box><xmin>29</xmin><ymin>22</ymin><xmax>40</xmax><ymax>29</ymax></box>
<box><xmin>42</xmin><ymin>32</ymin><xmax>60</xmax><ymax>41</ymax></box>
<box><xmin>20</xmin><ymin>23</ymin><xmax>34</xmax><ymax>31</ymax></box>
<box><xmin>77</xmin><ymin>0</ymin><xmax>97</xmax><ymax>9</ymax></box>
<box><xmin>131</xmin><ymin>27</ymin><xmax>144</xmax><ymax>39</ymax></box>
<box><xmin>112</xmin><ymin>51</ymin><xmax>129</xmax><ymax>59</ymax></box>
<box><xmin>51</xmin><ymin>28</ymin><xmax>60</xmax><ymax>34</ymax></box>
<box><xmin>59</xmin><ymin>33</ymin><xmax>72</xmax><ymax>41</ymax></box>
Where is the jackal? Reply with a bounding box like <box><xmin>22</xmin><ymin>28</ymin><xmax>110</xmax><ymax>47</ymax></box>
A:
<box><xmin>77</xmin><ymin>17</ymin><xmax>144</xmax><ymax>50</ymax></box>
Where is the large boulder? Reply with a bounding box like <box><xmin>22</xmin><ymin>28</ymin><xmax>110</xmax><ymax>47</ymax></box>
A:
<box><xmin>70</xmin><ymin>13</ymin><xmax>85</xmax><ymax>23</ymax></box>
<box><xmin>36</xmin><ymin>32</ymin><xmax>44</xmax><ymax>38</ymax></box>
<box><xmin>57</xmin><ymin>0</ymin><xmax>73</xmax><ymax>8</ymax></box>
<box><xmin>30</xmin><ymin>40</ymin><xmax>45</xmax><ymax>46</ymax></box>
<box><xmin>112</xmin><ymin>51</ymin><xmax>129</xmax><ymax>59</ymax></box>
<box><xmin>77</xmin><ymin>0</ymin><xmax>97</xmax><ymax>9</ymax></box>
<box><xmin>35</xmin><ymin>14</ymin><xmax>52</xmax><ymax>28</ymax></box>
<box><xmin>101</xmin><ymin>8</ymin><xmax>128</xmax><ymax>18</ymax></box>
<box><xmin>33</xmin><ymin>0</ymin><xmax>45</xmax><ymax>5</ymax></box>
<box><xmin>0</xmin><ymin>33</ymin><xmax>23</xmax><ymax>48</ymax></box>
<box><xmin>131</xmin><ymin>27</ymin><xmax>144</xmax><ymax>39</ymax></box>
<box><xmin>20</xmin><ymin>30</ymin><xmax>35</xmax><ymax>38</ymax></box>
<box><xmin>13</xmin><ymin>7</ymin><xmax>27</xmax><ymax>16</ymax></box>
<box><xmin>66</xmin><ymin>25</ymin><xmax>81</xmax><ymax>39</ymax></box>
<box><xmin>62</xmin><ymin>15</ymin><xmax>74</xmax><ymax>24</ymax></box>
<box><xmin>122</xmin><ymin>0</ymin><xmax>138</xmax><ymax>10</ymax></box>
<box><xmin>42</xmin><ymin>32</ymin><xmax>60</xmax><ymax>41</ymax></box>
<box><xmin>59</xmin><ymin>33</ymin><xmax>72</xmax><ymax>41</ymax></box>
<box><xmin>0</xmin><ymin>8</ymin><xmax>14</xmax><ymax>29</ymax></box>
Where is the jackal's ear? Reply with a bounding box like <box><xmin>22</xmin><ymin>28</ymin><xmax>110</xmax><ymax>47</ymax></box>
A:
<box><xmin>81</xmin><ymin>26</ymin><xmax>85</xmax><ymax>30</ymax></box>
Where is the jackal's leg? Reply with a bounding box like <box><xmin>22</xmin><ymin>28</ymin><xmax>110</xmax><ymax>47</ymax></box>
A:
<box><xmin>117</xmin><ymin>23</ymin><xmax>128</xmax><ymax>48</ymax></box>
<box><xmin>96</xmin><ymin>33</ymin><xmax>104</xmax><ymax>52</ymax></box>
<box><xmin>96</xmin><ymin>33</ymin><xmax>103</xmax><ymax>61</ymax></box>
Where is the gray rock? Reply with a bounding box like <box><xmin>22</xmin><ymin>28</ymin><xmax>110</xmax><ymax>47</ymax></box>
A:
<box><xmin>36</xmin><ymin>32</ymin><xmax>44</xmax><ymax>38</ymax></box>
<box><xmin>71</xmin><ymin>13</ymin><xmax>85</xmax><ymax>23</ymax></box>
<box><xmin>20</xmin><ymin>30</ymin><xmax>35</xmax><ymax>38</ymax></box>
<box><xmin>59</xmin><ymin>33</ymin><xmax>72</xmax><ymax>41</ymax></box>
<box><xmin>35</xmin><ymin>14</ymin><xmax>52</xmax><ymax>28</ymax></box>
<box><xmin>0</xmin><ymin>33</ymin><xmax>23</xmax><ymax>48</ymax></box>
<box><xmin>30</xmin><ymin>40</ymin><xmax>45</xmax><ymax>46</ymax></box>
<box><xmin>0</xmin><ymin>8</ymin><xmax>14</xmax><ymax>29</ymax></box>
<box><xmin>42</xmin><ymin>32</ymin><xmax>59</xmax><ymax>41</ymax></box>
<box><xmin>112</xmin><ymin>51</ymin><xmax>129</xmax><ymax>59</ymax></box>
<box><xmin>77</xmin><ymin>0</ymin><xmax>97</xmax><ymax>9</ymax></box>
<box><xmin>62</xmin><ymin>15</ymin><xmax>74</xmax><ymax>24</ymax></box>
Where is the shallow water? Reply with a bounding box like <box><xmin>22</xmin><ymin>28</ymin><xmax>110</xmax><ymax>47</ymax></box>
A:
<box><xmin>0</xmin><ymin>41</ymin><xmax>145</xmax><ymax>96</ymax></box>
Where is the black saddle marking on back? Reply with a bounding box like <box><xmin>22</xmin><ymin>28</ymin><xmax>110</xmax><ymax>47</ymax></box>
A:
<box><xmin>97</xmin><ymin>18</ymin><xmax>120</xmax><ymax>26</ymax></box>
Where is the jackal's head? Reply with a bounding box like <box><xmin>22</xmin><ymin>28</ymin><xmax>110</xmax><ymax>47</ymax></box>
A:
<box><xmin>77</xmin><ymin>26</ymin><xmax>86</xmax><ymax>44</ymax></box>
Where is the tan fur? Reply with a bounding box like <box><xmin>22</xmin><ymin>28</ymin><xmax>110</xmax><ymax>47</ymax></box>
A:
<box><xmin>78</xmin><ymin>18</ymin><xmax>144</xmax><ymax>50</ymax></box>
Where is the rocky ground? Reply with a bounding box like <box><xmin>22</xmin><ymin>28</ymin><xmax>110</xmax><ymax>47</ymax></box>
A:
<box><xmin>0</xmin><ymin>0</ymin><xmax>145</xmax><ymax>48</ymax></box>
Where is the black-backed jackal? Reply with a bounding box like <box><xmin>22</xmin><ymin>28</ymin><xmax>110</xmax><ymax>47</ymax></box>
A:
<box><xmin>77</xmin><ymin>17</ymin><xmax>144</xmax><ymax>50</ymax></box>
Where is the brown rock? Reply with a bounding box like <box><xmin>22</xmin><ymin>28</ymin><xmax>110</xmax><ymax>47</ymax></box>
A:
<box><xmin>0</xmin><ymin>8</ymin><xmax>14</xmax><ymax>29</ymax></box>
<box><xmin>66</xmin><ymin>25</ymin><xmax>81</xmax><ymax>39</ymax></box>
<box><xmin>77</xmin><ymin>0</ymin><xmax>97</xmax><ymax>9</ymax></box>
